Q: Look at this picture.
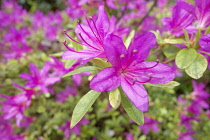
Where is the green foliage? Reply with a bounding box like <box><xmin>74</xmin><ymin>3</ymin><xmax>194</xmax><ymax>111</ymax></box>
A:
<box><xmin>70</xmin><ymin>90</ymin><xmax>101</xmax><ymax>128</ymax></box>
<box><xmin>175</xmin><ymin>48</ymin><xmax>197</xmax><ymax>69</ymax></box>
<box><xmin>120</xmin><ymin>88</ymin><xmax>144</xmax><ymax>126</ymax></box>
<box><xmin>64</xmin><ymin>59</ymin><xmax>77</xmax><ymax>68</ymax></box>
<box><xmin>62</xmin><ymin>66</ymin><xmax>98</xmax><ymax>78</ymax></box>
<box><xmin>185</xmin><ymin>53</ymin><xmax>208</xmax><ymax>79</ymax></box>
<box><xmin>163</xmin><ymin>46</ymin><xmax>181</xmax><ymax>58</ymax></box>
<box><xmin>144</xmin><ymin>81</ymin><xmax>180</xmax><ymax>88</ymax></box>
<box><xmin>109</xmin><ymin>88</ymin><xmax>121</xmax><ymax>109</ymax></box>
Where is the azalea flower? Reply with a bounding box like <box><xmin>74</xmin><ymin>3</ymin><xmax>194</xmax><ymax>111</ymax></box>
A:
<box><xmin>0</xmin><ymin>84</ymin><xmax>34</xmax><ymax>127</ymax></box>
<box><xmin>90</xmin><ymin>32</ymin><xmax>175</xmax><ymax>111</ymax></box>
<box><xmin>20</xmin><ymin>63</ymin><xmax>60</xmax><ymax>93</ymax></box>
<box><xmin>0</xmin><ymin>117</ymin><xmax>25</xmax><ymax>140</ymax></box>
<box><xmin>139</xmin><ymin>116</ymin><xmax>161</xmax><ymax>134</ymax></box>
<box><xmin>62</xmin><ymin>5</ymin><xmax>115</xmax><ymax>62</ymax></box>
<box><xmin>195</xmin><ymin>0</ymin><xmax>210</xmax><ymax>28</ymax></box>
<box><xmin>56</xmin><ymin>85</ymin><xmax>77</xmax><ymax>103</ymax></box>
<box><xmin>178</xmin><ymin>131</ymin><xmax>196</xmax><ymax>140</ymax></box>
<box><xmin>59</xmin><ymin>118</ymin><xmax>89</xmax><ymax>138</ymax></box>
<box><xmin>162</xmin><ymin>1</ymin><xmax>196</xmax><ymax>36</ymax></box>
<box><xmin>199</xmin><ymin>33</ymin><xmax>210</xmax><ymax>53</ymax></box>
<box><xmin>187</xmin><ymin>81</ymin><xmax>209</xmax><ymax>116</ymax></box>
<box><xmin>179</xmin><ymin>114</ymin><xmax>199</xmax><ymax>130</ymax></box>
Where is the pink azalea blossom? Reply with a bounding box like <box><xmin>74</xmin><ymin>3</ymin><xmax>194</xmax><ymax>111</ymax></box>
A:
<box><xmin>90</xmin><ymin>32</ymin><xmax>175</xmax><ymax>111</ymax></box>
<box><xmin>162</xmin><ymin>1</ymin><xmax>196</xmax><ymax>36</ymax></box>
<box><xmin>56</xmin><ymin>86</ymin><xmax>77</xmax><ymax>103</ymax></box>
<box><xmin>199</xmin><ymin>33</ymin><xmax>210</xmax><ymax>53</ymax></box>
<box><xmin>139</xmin><ymin>116</ymin><xmax>161</xmax><ymax>134</ymax></box>
<box><xmin>62</xmin><ymin>5</ymin><xmax>116</xmax><ymax>62</ymax></box>
<box><xmin>20</xmin><ymin>63</ymin><xmax>60</xmax><ymax>93</ymax></box>
<box><xmin>59</xmin><ymin>118</ymin><xmax>89</xmax><ymax>138</ymax></box>
<box><xmin>0</xmin><ymin>84</ymin><xmax>34</xmax><ymax>127</ymax></box>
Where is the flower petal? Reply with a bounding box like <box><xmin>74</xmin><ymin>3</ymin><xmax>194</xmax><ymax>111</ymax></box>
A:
<box><xmin>104</xmin><ymin>34</ymin><xmax>128</xmax><ymax>67</ymax></box>
<box><xmin>134</xmin><ymin>61</ymin><xmax>175</xmax><ymax>84</ymax></box>
<box><xmin>90</xmin><ymin>67</ymin><xmax>120</xmax><ymax>92</ymax></box>
<box><xmin>121</xmin><ymin>77</ymin><xmax>149</xmax><ymax>112</ymax></box>
<box><xmin>128</xmin><ymin>32</ymin><xmax>156</xmax><ymax>62</ymax></box>
<box><xmin>199</xmin><ymin>33</ymin><xmax>210</xmax><ymax>53</ymax></box>
<box><xmin>195</xmin><ymin>0</ymin><xmax>210</xmax><ymax>28</ymax></box>
<box><xmin>96</xmin><ymin>5</ymin><xmax>110</xmax><ymax>38</ymax></box>
<box><xmin>62</xmin><ymin>49</ymin><xmax>102</xmax><ymax>61</ymax></box>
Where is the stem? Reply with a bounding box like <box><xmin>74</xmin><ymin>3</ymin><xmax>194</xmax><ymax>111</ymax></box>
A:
<box><xmin>163</xmin><ymin>57</ymin><xmax>175</xmax><ymax>64</ymax></box>
<box><xmin>149</xmin><ymin>46</ymin><xmax>161</xmax><ymax>56</ymax></box>
<box><xmin>138</xmin><ymin>0</ymin><xmax>158</xmax><ymax>26</ymax></box>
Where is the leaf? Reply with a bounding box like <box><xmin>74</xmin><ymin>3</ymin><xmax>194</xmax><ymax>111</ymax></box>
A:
<box><xmin>109</xmin><ymin>88</ymin><xmax>121</xmax><ymax>109</ymax></box>
<box><xmin>71</xmin><ymin>38</ymin><xmax>83</xmax><ymax>51</ymax></box>
<box><xmin>194</xmin><ymin>29</ymin><xmax>202</xmax><ymax>48</ymax></box>
<box><xmin>185</xmin><ymin>53</ymin><xmax>208</xmax><ymax>79</ymax></box>
<box><xmin>175</xmin><ymin>48</ymin><xmax>197</xmax><ymax>69</ymax></box>
<box><xmin>70</xmin><ymin>90</ymin><xmax>101</xmax><ymax>128</ymax></box>
<box><xmin>121</xmin><ymin>89</ymin><xmax>144</xmax><ymax>125</ymax></box>
<box><xmin>183</xmin><ymin>29</ymin><xmax>189</xmax><ymax>42</ymax></box>
<box><xmin>91</xmin><ymin>58</ymin><xmax>111</xmax><ymax>68</ymax></box>
<box><xmin>163</xmin><ymin>46</ymin><xmax>181</xmax><ymax>58</ymax></box>
<box><xmin>144</xmin><ymin>81</ymin><xmax>180</xmax><ymax>88</ymax></box>
<box><xmin>124</xmin><ymin>30</ymin><xmax>135</xmax><ymax>49</ymax></box>
<box><xmin>64</xmin><ymin>59</ymin><xmax>77</xmax><ymax>68</ymax></box>
<box><xmin>62</xmin><ymin>66</ymin><xmax>97</xmax><ymax>78</ymax></box>
<box><xmin>205</xmin><ymin>26</ymin><xmax>210</xmax><ymax>34</ymax></box>
<box><xmin>164</xmin><ymin>38</ymin><xmax>185</xmax><ymax>44</ymax></box>
<box><xmin>51</xmin><ymin>52</ymin><xmax>63</xmax><ymax>57</ymax></box>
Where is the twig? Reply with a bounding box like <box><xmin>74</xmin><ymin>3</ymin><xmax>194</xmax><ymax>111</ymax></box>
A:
<box><xmin>163</xmin><ymin>57</ymin><xmax>175</xmax><ymax>64</ymax></box>
<box><xmin>138</xmin><ymin>0</ymin><xmax>158</xmax><ymax>26</ymax></box>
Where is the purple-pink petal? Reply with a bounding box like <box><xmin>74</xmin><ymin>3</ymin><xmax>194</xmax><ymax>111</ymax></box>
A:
<box><xmin>104</xmin><ymin>34</ymin><xmax>128</xmax><ymax>68</ymax></box>
<box><xmin>139</xmin><ymin>61</ymin><xmax>175</xmax><ymax>84</ymax></box>
<box><xmin>90</xmin><ymin>67</ymin><xmax>120</xmax><ymax>92</ymax></box>
<box><xmin>199</xmin><ymin>33</ymin><xmax>210</xmax><ymax>53</ymax></box>
<box><xmin>128</xmin><ymin>32</ymin><xmax>156</xmax><ymax>62</ymax></box>
<box><xmin>120</xmin><ymin>77</ymin><xmax>149</xmax><ymax>112</ymax></box>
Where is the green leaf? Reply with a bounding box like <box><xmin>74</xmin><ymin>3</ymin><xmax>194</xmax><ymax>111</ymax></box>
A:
<box><xmin>91</xmin><ymin>58</ymin><xmax>111</xmax><ymax>68</ymax></box>
<box><xmin>144</xmin><ymin>81</ymin><xmax>180</xmax><ymax>88</ymax></box>
<box><xmin>109</xmin><ymin>88</ymin><xmax>121</xmax><ymax>109</ymax></box>
<box><xmin>194</xmin><ymin>29</ymin><xmax>202</xmax><ymax>48</ymax></box>
<box><xmin>150</xmin><ymin>30</ymin><xmax>163</xmax><ymax>44</ymax></box>
<box><xmin>71</xmin><ymin>90</ymin><xmax>101</xmax><ymax>128</ymax></box>
<box><xmin>71</xmin><ymin>38</ymin><xmax>83</xmax><ymax>51</ymax></box>
<box><xmin>183</xmin><ymin>29</ymin><xmax>189</xmax><ymax>42</ymax></box>
<box><xmin>185</xmin><ymin>53</ymin><xmax>208</xmax><ymax>79</ymax></box>
<box><xmin>124</xmin><ymin>30</ymin><xmax>135</xmax><ymax>49</ymax></box>
<box><xmin>205</xmin><ymin>25</ymin><xmax>210</xmax><ymax>35</ymax></box>
<box><xmin>121</xmin><ymin>89</ymin><xmax>144</xmax><ymax>125</ymax></box>
<box><xmin>163</xmin><ymin>46</ymin><xmax>181</xmax><ymax>58</ymax></box>
<box><xmin>51</xmin><ymin>52</ymin><xmax>63</xmax><ymax>57</ymax></box>
<box><xmin>175</xmin><ymin>48</ymin><xmax>197</xmax><ymax>69</ymax></box>
<box><xmin>62</xmin><ymin>66</ymin><xmax>97</xmax><ymax>78</ymax></box>
<box><xmin>164</xmin><ymin>38</ymin><xmax>185</xmax><ymax>44</ymax></box>
<box><xmin>64</xmin><ymin>59</ymin><xmax>77</xmax><ymax>68</ymax></box>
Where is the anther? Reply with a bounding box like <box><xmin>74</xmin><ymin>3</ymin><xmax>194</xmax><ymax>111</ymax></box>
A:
<box><xmin>149</xmin><ymin>73</ymin><xmax>153</xmax><ymax>78</ymax></box>
<box><xmin>133</xmin><ymin>50</ymin><xmax>138</xmax><ymax>53</ymax></box>
<box><xmin>120</xmin><ymin>54</ymin><xmax>125</xmax><ymax>58</ymax></box>
<box><xmin>77</xmin><ymin>19</ymin><xmax>81</xmax><ymax>24</ymax></box>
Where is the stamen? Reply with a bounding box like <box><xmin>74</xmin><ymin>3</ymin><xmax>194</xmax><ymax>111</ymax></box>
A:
<box><xmin>85</xmin><ymin>16</ymin><xmax>102</xmax><ymax>45</ymax></box>
<box><xmin>78</xmin><ymin>33</ymin><xmax>100</xmax><ymax>51</ymax></box>
<box><xmin>89</xmin><ymin>16</ymin><xmax>103</xmax><ymax>44</ymax></box>
<box><xmin>133</xmin><ymin>74</ymin><xmax>152</xmax><ymax>85</ymax></box>
<box><xmin>120</xmin><ymin>54</ymin><xmax>125</xmax><ymax>58</ymax></box>
<box><xmin>63</xmin><ymin>40</ymin><xmax>73</xmax><ymax>51</ymax></box>
<box><xmin>133</xmin><ymin>49</ymin><xmax>138</xmax><ymax>53</ymax></box>
<box><xmin>63</xmin><ymin>30</ymin><xmax>86</xmax><ymax>46</ymax></box>
<box><xmin>77</xmin><ymin>20</ymin><xmax>96</xmax><ymax>45</ymax></box>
